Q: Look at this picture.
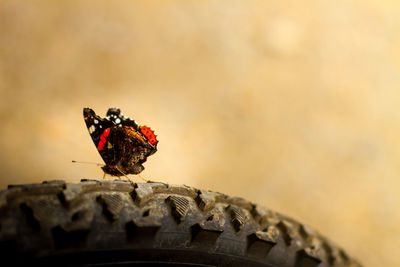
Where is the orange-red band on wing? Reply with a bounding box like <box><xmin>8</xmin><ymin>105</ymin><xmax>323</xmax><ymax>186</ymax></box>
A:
<box><xmin>97</xmin><ymin>128</ymin><xmax>110</xmax><ymax>151</ymax></box>
<box><xmin>140</xmin><ymin>126</ymin><xmax>158</xmax><ymax>146</ymax></box>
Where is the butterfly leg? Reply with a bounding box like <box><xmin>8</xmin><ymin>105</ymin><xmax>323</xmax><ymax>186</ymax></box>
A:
<box><xmin>116</xmin><ymin>166</ymin><xmax>133</xmax><ymax>182</ymax></box>
<box><xmin>138</xmin><ymin>173</ymin><xmax>149</xmax><ymax>182</ymax></box>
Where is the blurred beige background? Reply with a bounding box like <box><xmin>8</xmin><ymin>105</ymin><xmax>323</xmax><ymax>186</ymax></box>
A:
<box><xmin>1</xmin><ymin>0</ymin><xmax>399</xmax><ymax>266</ymax></box>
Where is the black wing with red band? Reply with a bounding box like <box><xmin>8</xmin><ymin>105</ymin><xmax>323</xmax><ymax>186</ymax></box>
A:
<box><xmin>83</xmin><ymin>108</ymin><xmax>116</xmax><ymax>165</ymax></box>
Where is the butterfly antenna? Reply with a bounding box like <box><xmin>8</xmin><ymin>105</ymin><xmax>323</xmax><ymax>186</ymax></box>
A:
<box><xmin>72</xmin><ymin>160</ymin><xmax>104</xmax><ymax>166</ymax></box>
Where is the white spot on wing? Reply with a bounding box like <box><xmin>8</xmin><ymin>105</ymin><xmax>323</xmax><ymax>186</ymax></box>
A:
<box><xmin>94</xmin><ymin>119</ymin><xmax>98</xmax><ymax>124</ymax></box>
<box><xmin>89</xmin><ymin>125</ymin><xmax>95</xmax><ymax>133</ymax></box>
<box><xmin>115</xmin><ymin>118</ymin><xmax>121</xmax><ymax>124</ymax></box>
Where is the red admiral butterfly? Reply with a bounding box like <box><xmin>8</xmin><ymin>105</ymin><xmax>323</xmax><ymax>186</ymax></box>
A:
<box><xmin>83</xmin><ymin>107</ymin><xmax>158</xmax><ymax>176</ymax></box>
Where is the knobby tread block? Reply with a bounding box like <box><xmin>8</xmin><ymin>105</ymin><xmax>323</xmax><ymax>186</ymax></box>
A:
<box><xmin>125</xmin><ymin>220</ymin><xmax>161</xmax><ymax>241</ymax></box>
<box><xmin>58</xmin><ymin>184</ymin><xmax>84</xmax><ymax>207</ymax></box>
<box><xmin>195</xmin><ymin>190</ymin><xmax>217</xmax><ymax>211</ymax></box>
<box><xmin>227</xmin><ymin>205</ymin><xmax>247</xmax><ymax>232</ymax></box>
<box><xmin>0</xmin><ymin>180</ymin><xmax>361</xmax><ymax>266</ymax></box>
<box><xmin>20</xmin><ymin>203</ymin><xmax>41</xmax><ymax>231</ymax></box>
<box><xmin>97</xmin><ymin>193</ymin><xmax>124</xmax><ymax>222</ymax></box>
<box><xmin>295</xmin><ymin>249</ymin><xmax>322</xmax><ymax>267</ymax></box>
<box><xmin>166</xmin><ymin>195</ymin><xmax>190</xmax><ymax>224</ymax></box>
<box><xmin>247</xmin><ymin>228</ymin><xmax>278</xmax><ymax>258</ymax></box>
<box><xmin>130</xmin><ymin>182</ymin><xmax>167</xmax><ymax>205</ymax></box>
<box><xmin>276</xmin><ymin>220</ymin><xmax>296</xmax><ymax>246</ymax></box>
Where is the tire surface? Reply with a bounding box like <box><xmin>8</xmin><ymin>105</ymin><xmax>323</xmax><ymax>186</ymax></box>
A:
<box><xmin>0</xmin><ymin>180</ymin><xmax>361</xmax><ymax>266</ymax></box>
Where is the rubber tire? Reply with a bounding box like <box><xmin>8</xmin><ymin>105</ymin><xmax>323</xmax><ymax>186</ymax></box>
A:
<box><xmin>0</xmin><ymin>180</ymin><xmax>361</xmax><ymax>266</ymax></box>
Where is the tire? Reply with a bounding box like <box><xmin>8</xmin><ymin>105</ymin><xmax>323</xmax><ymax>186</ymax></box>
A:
<box><xmin>0</xmin><ymin>180</ymin><xmax>361</xmax><ymax>266</ymax></box>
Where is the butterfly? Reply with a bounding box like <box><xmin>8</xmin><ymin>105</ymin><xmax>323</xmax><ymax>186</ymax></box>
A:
<box><xmin>83</xmin><ymin>107</ymin><xmax>158</xmax><ymax>176</ymax></box>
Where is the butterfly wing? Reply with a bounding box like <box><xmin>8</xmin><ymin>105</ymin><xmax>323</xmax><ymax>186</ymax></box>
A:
<box><xmin>106</xmin><ymin>107</ymin><xmax>158</xmax><ymax>149</ymax></box>
<box><xmin>83</xmin><ymin>108</ymin><xmax>116</xmax><ymax>165</ymax></box>
<box><xmin>106</xmin><ymin>107</ymin><xmax>139</xmax><ymax>129</ymax></box>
